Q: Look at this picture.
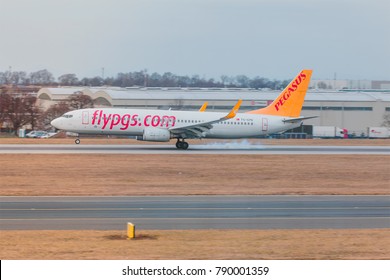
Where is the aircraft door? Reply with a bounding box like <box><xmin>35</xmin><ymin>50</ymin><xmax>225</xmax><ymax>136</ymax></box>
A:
<box><xmin>82</xmin><ymin>111</ymin><xmax>89</xmax><ymax>125</ymax></box>
<box><xmin>262</xmin><ymin>118</ymin><xmax>268</xmax><ymax>131</ymax></box>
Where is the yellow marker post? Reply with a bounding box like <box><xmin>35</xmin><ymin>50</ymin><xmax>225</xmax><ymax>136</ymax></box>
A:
<box><xmin>127</xmin><ymin>223</ymin><xmax>135</xmax><ymax>239</ymax></box>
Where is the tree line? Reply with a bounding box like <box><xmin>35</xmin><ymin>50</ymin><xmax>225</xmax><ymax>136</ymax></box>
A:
<box><xmin>0</xmin><ymin>69</ymin><xmax>289</xmax><ymax>89</ymax></box>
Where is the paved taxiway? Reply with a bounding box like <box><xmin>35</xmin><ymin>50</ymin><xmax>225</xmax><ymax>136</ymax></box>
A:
<box><xmin>0</xmin><ymin>144</ymin><xmax>389</xmax><ymax>154</ymax></box>
<box><xmin>1</xmin><ymin>196</ymin><xmax>389</xmax><ymax>230</ymax></box>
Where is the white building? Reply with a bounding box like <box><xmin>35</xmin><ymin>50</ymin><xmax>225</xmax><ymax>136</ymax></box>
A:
<box><xmin>310</xmin><ymin>79</ymin><xmax>390</xmax><ymax>90</ymax></box>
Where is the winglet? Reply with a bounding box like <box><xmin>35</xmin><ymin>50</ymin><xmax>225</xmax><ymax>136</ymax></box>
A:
<box><xmin>199</xmin><ymin>102</ymin><xmax>208</xmax><ymax>112</ymax></box>
<box><xmin>224</xmin><ymin>99</ymin><xmax>242</xmax><ymax>120</ymax></box>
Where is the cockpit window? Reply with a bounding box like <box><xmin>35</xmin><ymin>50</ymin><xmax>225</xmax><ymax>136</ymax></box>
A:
<box><xmin>62</xmin><ymin>114</ymin><xmax>73</xmax><ymax>118</ymax></box>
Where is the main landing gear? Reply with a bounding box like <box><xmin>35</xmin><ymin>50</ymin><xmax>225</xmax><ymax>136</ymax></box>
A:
<box><xmin>176</xmin><ymin>138</ymin><xmax>189</xmax><ymax>150</ymax></box>
<box><xmin>75</xmin><ymin>138</ymin><xmax>80</xmax><ymax>144</ymax></box>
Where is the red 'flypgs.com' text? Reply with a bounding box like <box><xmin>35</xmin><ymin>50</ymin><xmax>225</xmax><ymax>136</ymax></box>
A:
<box><xmin>91</xmin><ymin>110</ymin><xmax>176</xmax><ymax>130</ymax></box>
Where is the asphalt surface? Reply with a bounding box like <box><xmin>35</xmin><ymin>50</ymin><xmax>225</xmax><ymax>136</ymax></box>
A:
<box><xmin>0</xmin><ymin>144</ymin><xmax>390</xmax><ymax>154</ymax></box>
<box><xmin>1</xmin><ymin>196</ymin><xmax>389</xmax><ymax>230</ymax></box>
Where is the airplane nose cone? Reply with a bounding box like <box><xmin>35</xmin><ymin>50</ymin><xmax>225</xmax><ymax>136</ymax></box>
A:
<box><xmin>50</xmin><ymin>118</ymin><xmax>61</xmax><ymax>129</ymax></box>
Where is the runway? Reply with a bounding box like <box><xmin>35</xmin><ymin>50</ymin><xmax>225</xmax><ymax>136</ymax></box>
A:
<box><xmin>1</xmin><ymin>196</ymin><xmax>389</xmax><ymax>230</ymax></box>
<box><xmin>0</xmin><ymin>144</ymin><xmax>389</xmax><ymax>154</ymax></box>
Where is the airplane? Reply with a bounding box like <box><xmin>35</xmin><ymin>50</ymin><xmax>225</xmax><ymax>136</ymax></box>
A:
<box><xmin>50</xmin><ymin>69</ymin><xmax>315</xmax><ymax>149</ymax></box>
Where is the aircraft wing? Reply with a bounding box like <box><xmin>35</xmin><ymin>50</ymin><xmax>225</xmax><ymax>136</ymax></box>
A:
<box><xmin>169</xmin><ymin>100</ymin><xmax>242</xmax><ymax>139</ymax></box>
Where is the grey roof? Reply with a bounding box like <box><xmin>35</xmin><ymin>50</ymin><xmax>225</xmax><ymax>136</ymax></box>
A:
<box><xmin>38</xmin><ymin>87</ymin><xmax>390</xmax><ymax>102</ymax></box>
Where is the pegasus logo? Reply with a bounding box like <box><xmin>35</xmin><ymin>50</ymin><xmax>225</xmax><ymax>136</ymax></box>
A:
<box><xmin>275</xmin><ymin>71</ymin><xmax>307</xmax><ymax>111</ymax></box>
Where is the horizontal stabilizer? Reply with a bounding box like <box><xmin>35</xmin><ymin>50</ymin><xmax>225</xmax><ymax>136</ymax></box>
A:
<box><xmin>283</xmin><ymin>116</ymin><xmax>318</xmax><ymax>123</ymax></box>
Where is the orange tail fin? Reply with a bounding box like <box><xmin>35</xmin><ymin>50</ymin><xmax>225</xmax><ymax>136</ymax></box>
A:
<box><xmin>247</xmin><ymin>69</ymin><xmax>312</xmax><ymax>117</ymax></box>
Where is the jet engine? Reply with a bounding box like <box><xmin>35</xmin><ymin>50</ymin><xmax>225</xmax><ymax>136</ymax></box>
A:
<box><xmin>136</xmin><ymin>127</ymin><xmax>171</xmax><ymax>142</ymax></box>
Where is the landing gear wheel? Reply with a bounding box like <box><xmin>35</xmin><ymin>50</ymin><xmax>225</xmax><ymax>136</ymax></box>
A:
<box><xmin>175</xmin><ymin>139</ymin><xmax>189</xmax><ymax>150</ymax></box>
<box><xmin>181</xmin><ymin>142</ymin><xmax>189</xmax><ymax>150</ymax></box>
<box><xmin>75</xmin><ymin>138</ymin><xmax>80</xmax><ymax>144</ymax></box>
<box><xmin>176</xmin><ymin>141</ymin><xmax>183</xmax><ymax>149</ymax></box>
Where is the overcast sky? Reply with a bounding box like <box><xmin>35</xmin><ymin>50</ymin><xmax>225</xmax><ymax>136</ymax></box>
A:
<box><xmin>1</xmin><ymin>0</ymin><xmax>389</xmax><ymax>80</ymax></box>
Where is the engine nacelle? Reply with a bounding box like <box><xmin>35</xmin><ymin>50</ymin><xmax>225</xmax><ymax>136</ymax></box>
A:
<box><xmin>136</xmin><ymin>127</ymin><xmax>171</xmax><ymax>142</ymax></box>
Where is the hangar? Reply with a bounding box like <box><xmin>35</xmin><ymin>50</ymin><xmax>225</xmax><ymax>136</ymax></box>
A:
<box><xmin>37</xmin><ymin>87</ymin><xmax>390</xmax><ymax>136</ymax></box>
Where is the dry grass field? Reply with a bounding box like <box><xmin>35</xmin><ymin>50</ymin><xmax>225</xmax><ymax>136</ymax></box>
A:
<box><xmin>1</xmin><ymin>138</ymin><xmax>389</xmax><ymax>259</ymax></box>
<box><xmin>1</xmin><ymin>229</ymin><xmax>389</xmax><ymax>260</ymax></box>
<box><xmin>0</xmin><ymin>154</ymin><xmax>389</xmax><ymax>196</ymax></box>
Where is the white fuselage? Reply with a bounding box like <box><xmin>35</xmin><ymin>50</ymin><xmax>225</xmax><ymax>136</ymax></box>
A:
<box><xmin>51</xmin><ymin>108</ymin><xmax>301</xmax><ymax>139</ymax></box>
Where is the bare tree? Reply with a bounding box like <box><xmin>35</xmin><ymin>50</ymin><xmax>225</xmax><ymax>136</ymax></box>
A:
<box><xmin>250</xmin><ymin>77</ymin><xmax>272</xmax><ymax>89</ymax></box>
<box><xmin>58</xmin><ymin>73</ymin><xmax>79</xmax><ymax>86</ymax></box>
<box><xmin>146</xmin><ymin>73</ymin><xmax>161</xmax><ymax>87</ymax></box>
<box><xmin>0</xmin><ymin>71</ymin><xmax>12</xmax><ymax>84</ymax></box>
<box><xmin>12</xmin><ymin>71</ymin><xmax>29</xmax><ymax>85</ymax></box>
<box><xmin>0</xmin><ymin>92</ymin><xmax>41</xmax><ymax>134</ymax></box>
<box><xmin>80</xmin><ymin>76</ymin><xmax>103</xmax><ymax>87</ymax></box>
<box><xmin>220</xmin><ymin>75</ymin><xmax>234</xmax><ymax>87</ymax></box>
<box><xmin>29</xmin><ymin>69</ymin><xmax>55</xmax><ymax>85</ymax></box>
<box><xmin>0</xmin><ymin>71</ymin><xmax>28</xmax><ymax>85</ymax></box>
<box><xmin>68</xmin><ymin>92</ymin><xmax>94</xmax><ymax>110</ymax></box>
<box><xmin>40</xmin><ymin>102</ymin><xmax>70</xmax><ymax>129</ymax></box>
<box><xmin>0</xmin><ymin>92</ymin><xmax>10</xmax><ymax>120</ymax></box>
<box><xmin>235</xmin><ymin>75</ymin><xmax>250</xmax><ymax>87</ymax></box>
